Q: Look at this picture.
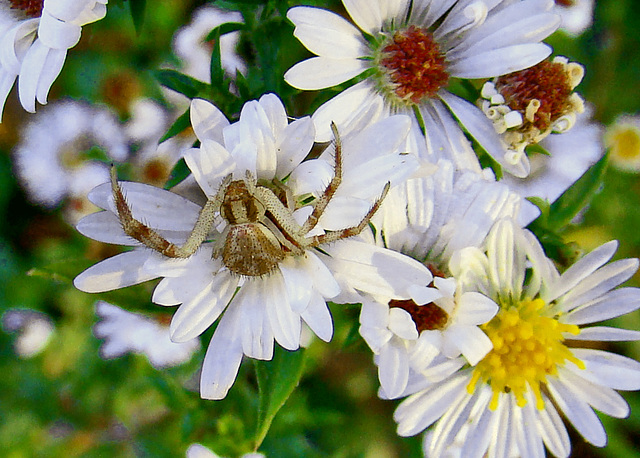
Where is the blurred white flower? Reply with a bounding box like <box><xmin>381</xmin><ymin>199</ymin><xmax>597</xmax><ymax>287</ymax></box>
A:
<box><xmin>605</xmin><ymin>114</ymin><xmax>640</xmax><ymax>172</ymax></box>
<box><xmin>94</xmin><ymin>301</ymin><xmax>200</xmax><ymax>369</ymax></box>
<box><xmin>12</xmin><ymin>99</ymin><xmax>127</xmax><ymax>222</ymax></box>
<box><xmin>0</xmin><ymin>0</ymin><xmax>108</xmax><ymax>118</ymax></box>
<box><xmin>2</xmin><ymin>308</ymin><xmax>54</xmax><ymax>358</ymax></box>
<box><xmin>554</xmin><ymin>0</ymin><xmax>594</xmax><ymax>35</ymax></box>
<box><xmin>393</xmin><ymin>218</ymin><xmax>640</xmax><ymax>458</ymax></box>
<box><xmin>284</xmin><ymin>0</ymin><xmax>559</xmax><ymax>175</ymax></box>
<box><xmin>173</xmin><ymin>5</ymin><xmax>245</xmax><ymax>83</ymax></box>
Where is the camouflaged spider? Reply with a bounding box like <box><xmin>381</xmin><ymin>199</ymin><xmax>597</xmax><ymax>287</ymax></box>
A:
<box><xmin>111</xmin><ymin>123</ymin><xmax>390</xmax><ymax>277</ymax></box>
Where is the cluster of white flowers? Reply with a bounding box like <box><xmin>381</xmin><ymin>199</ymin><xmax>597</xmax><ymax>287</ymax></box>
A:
<box><xmin>7</xmin><ymin>0</ymin><xmax>639</xmax><ymax>457</ymax></box>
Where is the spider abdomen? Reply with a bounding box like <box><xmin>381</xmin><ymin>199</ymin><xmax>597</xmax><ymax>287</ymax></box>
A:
<box><xmin>222</xmin><ymin>222</ymin><xmax>286</xmax><ymax>276</ymax></box>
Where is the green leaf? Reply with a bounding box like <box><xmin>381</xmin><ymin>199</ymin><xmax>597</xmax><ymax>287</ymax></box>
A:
<box><xmin>204</xmin><ymin>22</ymin><xmax>245</xmax><ymax>43</ymax></box>
<box><xmin>154</xmin><ymin>70</ymin><xmax>208</xmax><ymax>99</ymax></box>
<box><xmin>253</xmin><ymin>346</ymin><xmax>306</xmax><ymax>449</ymax></box>
<box><xmin>164</xmin><ymin>158</ymin><xmax>192</xmax><ymax>190</ymax></box>
<box><xmin>128</xmin><ymin>0</ymin><xmax>146</xmax><ymax>34</ymax></box>
<box><xmin>545</xmin><ymin>152</ymin><xmax>609</xmax><ymax>231</ymax></box>
<box><xmin>159</xmin><ymin>108</ymin><xmax>192</xmax><ymax>143</ymax></box>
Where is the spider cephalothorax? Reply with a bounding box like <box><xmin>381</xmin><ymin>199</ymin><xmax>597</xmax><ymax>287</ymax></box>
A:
<box><xmin>111</xmin><ymin>124</ymin><xmax>390</xmax><ymax>277</ymax></box>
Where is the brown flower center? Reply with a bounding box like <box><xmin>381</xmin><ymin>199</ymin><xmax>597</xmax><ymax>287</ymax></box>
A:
<box><xmin>9</xmin><ymin>0</ymin><xmax>43</xmax><ymax>17</ymax></box>
<box><xmin>555</xmin><ymin>0</ymin><xmax>575</xmax><ymax>7</ymax></box>
<box><xmin>378</xmin><ymin>26</ymin><xmax>449</xmax><ymax>105</ymax></box>
<box><xmin>389</xmin><ymin>299</ymin><xmax>449</xmax><ymax>333</ymax></box>
<box><xmin>494</xmin><ymin>60</ymin><xmax>573</xmax><ymax>132</ymax></box>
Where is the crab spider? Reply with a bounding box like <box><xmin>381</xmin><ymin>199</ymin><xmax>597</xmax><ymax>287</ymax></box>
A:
<box><xmin>111</xmin><ymin>123</ymin><xmax>390</xmax><ymax>277</ymax></box>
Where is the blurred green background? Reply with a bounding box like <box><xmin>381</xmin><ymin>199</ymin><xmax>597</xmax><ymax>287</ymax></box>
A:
<box><xmin>1</xmin><ymin>0</ymin><xmax>640</xmax><ymax>456</ymax></box>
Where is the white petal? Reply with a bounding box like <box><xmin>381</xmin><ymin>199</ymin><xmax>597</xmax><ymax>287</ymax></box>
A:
<box><xmin>279</xmin><ymin>257</ymin><xmax>313</xmax><ymax>313</ymax></box>
<box><xmin>17</xmin><ymin>39</ymin><xmax>49</xmax><ymax>112</ymax></box>
<box><xmin>379</xmin><ymin>338</ymin><xmax>410</xmax><ymax>399</ymax></box>
<box><xmin>34</xmin><ymin>46</ymin><xmax>65</xmax><ymax>105</ymax></box>
<box><xmin>449</xmin><ymin>43</ymin><xmax>553</xmax><ymax>79</ymax></box>
<box><xmin>311</xmin><ymin>80</ymin><xmax>383</xmax><ymax>142</ymax></box>
<box><xmin>190</xmin><ymin>98</ymin><xmax>229</xmax><ymax>144</ymax></box>
<box><xmin>557</xmin><ymin>367</ymin><xmax>630</xmax><ymax>418</ymax></box>
<box><xmin>535</xmin><ymin>392</ymin><xmax>571</xmax><ymax>458</ymax></box>
<box><xmin>284</xmin><ymin>56</ymin><xmax>368</xmax><ymax>90</ymax></box>
<box><xmin>445</xmin><ymin>324</ymin><xmax>492</xmax><ymax>365</ymax></box>
<box><xmin>185</xmin><ymin>141</ymin><xmax>237</xmax><ymax>197</ymax></box>
<box><xmin>73</xmin><ymin>250</ymin><xmax>156</xmax><ymax>293</ymax></box>
<box><xmin>408</xmin><ymin>285</ymin><xmax>441</xmax><ymax>305</ymax></box>
<box><xmin>569</xmin><ymin>348</ymin><xmax>640</xmax><ymax>391</ymax></box>
<box><xmin>200</xmin><ymin>308</ymin><xmax>244</xmax><ymax>400</ymax></box>
<box><xmin>264</xmin><ymin>274</ymin><xmax>301</xmax><ymax>351</ymax></box>
<box><xmin>305</xmin><ymin>251</ymin><xmax>341</xmax><ymax>299</ymax></box>
<box><xmin>76</xmin><ymin>211</ymin><xmax>134</xmax><ymax>245</ymax></box>
<box><xmin>566</xmin><ymin>326</ymin><xmax>640</xmax><ymax>342</ymax></box>
<box><xmin>301</xmin><ymin>293</ymin><xmax>333</xmax><ymax>342</ymax></box>
<box><xmin>388</xmin><ymin>308</ymin><xmax>419</xmax><ymax>340</ymax></box>
<box><xmin>455</xmin><ymin>292</ymin><xmax>498</xmax><ymax>325</ymax></box>
<box><xmin>275</xmin><ymin>117</ymin><xmax>315</xmax><ymax>178</ymax></box>
<box><xmin>343</xmin><ymin>0</ymin><xmax>384</xmax><ymax>35</ymax></box>
<box><xmin>236</xmin><ymin>283</ymin><xmax>275</xmax><ymax>360</ymax></box>
<box><xmin>287</xmin><ymin>6</ymin><xmax>369</xmax><ymax>58</ymax></box>
<box><xmin>170</xmin><ymin>273</ymin><xmax>236</xmax><ymax>342</ymax></box>
<box><xmin>546</xmin><ymin>376</ymin><xmax>607</xmax><ymax>447</ymax></box>
<box><xmin>564</xmin><ymin>287</ymin><xmax>640</xmax><ymax>325</ymax></box>
<box><xmin>394</xmin><ymin>372</ymin><xmax>469</xmax><ymax>436</ymax></box>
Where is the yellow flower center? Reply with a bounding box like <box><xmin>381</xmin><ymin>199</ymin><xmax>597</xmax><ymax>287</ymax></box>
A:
<box><xmin>607</xmin><ymin>123</ymin><xmax>640</xmax><ymax>162</ymax></box>
<box><xmin>467</xmin><ymin>298</ymin><xmax>583</xmax><ymax>410</ymax></box>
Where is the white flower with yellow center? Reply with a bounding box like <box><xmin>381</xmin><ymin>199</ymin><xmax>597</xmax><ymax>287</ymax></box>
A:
<box><xmin>605</xmin><ymin>114</ymin><xmax>640</xmax><ymax>172</ymax></box>
<box><xmin>393</xmin><ymin>218</ymin><xmax>640</xmax><ymax>457</ymax></box>
<box><xmin>74</xmin><ymin>93</ymin><xmax>429</xmax><ymax>400</ymax></box>
<box><xmin>0</xmin><ymin>0</ymin><xmax>107</xmax><ymax>119</ymax></box>
<box><xmin>284</xmin><ymin>0</ymin><xmax>559</xmax><ymax>174</ymax></box>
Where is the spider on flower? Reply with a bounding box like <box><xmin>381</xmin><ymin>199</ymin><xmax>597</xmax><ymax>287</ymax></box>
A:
<box><xmin>110</xmin><ymin>123</ymin><xmax>390</xmax><ymax>277</ymax></box>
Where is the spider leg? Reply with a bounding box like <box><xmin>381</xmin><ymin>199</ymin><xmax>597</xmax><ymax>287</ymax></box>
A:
<box><xmin>300</xmin><ymin>121</ymin><xmax>343</xmax><ymax>235</ymax></box>
<box><xmin>309</xmin><ymin>182</ymin><xmax>390</xmax><ymax>246</ymax></box>
<box><xmin>110</xmin><ymin>166</ymin><xmax>228</xmax><ymax>258</ymax></box>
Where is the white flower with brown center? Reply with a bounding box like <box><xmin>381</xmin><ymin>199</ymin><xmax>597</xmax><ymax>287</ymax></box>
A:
<box><xmin>0</xmin><ymin>0</ymin><xmax>107</xmax><ymax>119</ymax></box>
<box><xmin>393</xmin><ymin>218</ymin><xmax>640</xmax><ymax>458</ymax></box>
<box><xmin>284</xmin><ymin>0</ymin><xmax>559</xmax><ymax>173</ymax></box>
<box><xmin>479</xmin><ymin>56</ymin><xmax>586</xmax><ymax>176</ymax></box>
<box><xmin>74</xmin><ymin>94</ymin><xmax>429</xmax><ymax>400</ymax></box>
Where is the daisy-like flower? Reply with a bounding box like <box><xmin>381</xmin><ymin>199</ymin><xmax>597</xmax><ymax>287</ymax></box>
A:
<box><xmin>355</xmin><ymin>158</ymin><xmax>522</xmax><ymax>398</ymax></box>
<box><xmin>284</xmin><ymin>0</ymin><xmax>559</xmax><ymax>174</ymax></box>
<box><xmin>2</xmin><ymin>308</ymin><xmax>54</xmax><ymax>358</ymax></box>
<box><xmin>12</xmin><ymin>99</ymin><xmax>127</xmax><ymax>222</ymax></box>
<box><xmin>94</xmin><ymin>301</ymin><xmax>201</xmax><ymax>369</ymax></box>
<box><xmin>554</xmin><ymin>0</ymin><xmax>594</xmax><ymax>36</ymax></box>
<box><xmin>605</xmin><ymin>114</ymin><xmax>640</xmax><ymax>172</ymax></box>
<box><xmin>393</xmin><ymin>218</ymin><xmax>640</xmax><ymax>458</ymax></box>
<box><xmin>479</xmin><ymin>56</ymin><xmax>585</xmax><ymax>176</ymax></box>
<box><xmin>0</xmin><ymin>0</ymin><xmax>108</xmax><ymax>118</ymax></box>
<box><xmin>74</xmin><ymin>93</ymin><xmax>429</xmax><ymax>400</ymax></box>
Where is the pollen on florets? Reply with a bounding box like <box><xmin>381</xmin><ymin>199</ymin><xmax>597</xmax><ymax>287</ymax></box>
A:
<box><xmin>9</xmin><ymin>0</ymin><xmax>43</xmax><ymax>17</ymax></box>
<box><xmin>478</xmin><ymin>57</ymin><xmax>585</xmax><ymax>153</ymax></box>
<box><xmin>466</xmin><ymin>298</ymin><xmax>583</xmax><ymax>411</ymax></box>
<box><xmin>374</xmin><ymin>25</ymin><xmax>449</xmax><ymax>108</ymax></box>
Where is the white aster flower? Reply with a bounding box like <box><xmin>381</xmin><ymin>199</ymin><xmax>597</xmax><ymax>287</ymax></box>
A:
<box><xmin>284</xmin><ymin>0</ymin><xmax>559</xmax><ymax>175</ymax></box>
<box><xmin>479</xmin><ymin>55</ymin><xmax>586</xmax><ymax>177</ymax></box>
<box><xmin>554</xmin><ymin>0</ymin><xmax>594</xmax><ymax>35</ymax></box>
<box><xmin>94</xmin><ymin>301</ymin><xmax>201</xmax><ymax>369</ymax></box>
<box><xmin>2</xmin><ymin>308</ymin><xmax>54</xmax><ymax>357</ymax></box>
<box><xmin>357</xmin><ymin>158</ymin><xmax>521</xmax><ymax>398</ymax></box>
<box><xmin>12</xmin><ymin>99</ymin><xmax>127</xmax><ymax>221</ymax></box>
<box><xmin>0</xmin><ymin>0</ymin><xmax>107</xmax><ymax>118</ymax></box>
<box><xmin>605</xmin><ymin>114</ymin><xmax>640</xmax><ymax>172</ymax></box>
<box><xmin>74</xmin><ymin>93</ymin><xmax>428</xmax><ymax>400</ymax></box>
<box><xmin>501</xmin><ymin>105</ymin><xmax>604</xmax><ymax>223</ymax></box>
<box><xmin>393</xmin><ymin>218</ymin><xmax>640</xmax><ymax>458</ymax></box>
<box><xmin>173</xmin><ymin>5</ymin><xmax>246</xmax><ymax>83</ymax></box>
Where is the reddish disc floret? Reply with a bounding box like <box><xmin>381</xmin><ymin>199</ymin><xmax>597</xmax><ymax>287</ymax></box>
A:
<box><xmin>389</xmin><ymin>298</ymin><xmax>449</xmax><ymax>333</ymax></box>
<box><xmin>495</xmin><ymin>60</ymin><xmax>573</xmax><ymax>132</ymax></box>
<box><xmin>9</xmin><ymin>0</ymin><xmax>43</xmax><ymax>17</ymax></box>
<box><xmin>379</xmin><ymin>26</ymin><xmax>449</xmax><ymax>104</ymax></box>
